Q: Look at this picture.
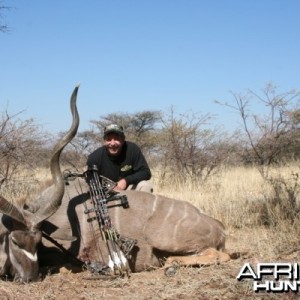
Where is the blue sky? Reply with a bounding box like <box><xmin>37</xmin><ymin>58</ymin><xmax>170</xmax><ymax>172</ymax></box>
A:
<box><xmin>1</xmin><ymin>0</ymin><xmax>299</xmax><ymax>133</ymax></box>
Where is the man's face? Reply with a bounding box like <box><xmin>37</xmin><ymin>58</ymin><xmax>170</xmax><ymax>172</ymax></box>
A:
<box><xmin>104</xmin><ymin>133</ymin><xmax>125</xmax><ymax>156</ymax></box>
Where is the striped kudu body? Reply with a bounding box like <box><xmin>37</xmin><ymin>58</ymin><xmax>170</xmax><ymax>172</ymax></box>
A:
<box><xmin>0</xmin><ymin>86</ymin><xmax>80</xmax><ymax>282</ymax></box>
<box><xmin>43</xmin><ymin>178</ymin><xmax>230</xmax><ymax>273</ymax></box>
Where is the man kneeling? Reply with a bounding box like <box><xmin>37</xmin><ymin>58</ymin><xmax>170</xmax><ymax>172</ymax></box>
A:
<box><xmin>87</xmin><ymin>124</ymin><xmax>153</xmax><ymax>193</ymax></box>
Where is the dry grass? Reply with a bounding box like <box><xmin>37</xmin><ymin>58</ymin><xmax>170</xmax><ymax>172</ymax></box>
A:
<box><xmin>1</xmin><ymin>163</ymin><xmax>300</xmax><ymax>299</ymax></box>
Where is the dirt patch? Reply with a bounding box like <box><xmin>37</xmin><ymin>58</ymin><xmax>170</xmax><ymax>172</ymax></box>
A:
<box><xmin>1</xmin><ymin>258</ymin><xmax>298</xmax><ymax>299</ymax></box>
<box><xmin>1</xmin><ymin>230</ymin><xmax>300</xmax><ymax>300</ymax></box>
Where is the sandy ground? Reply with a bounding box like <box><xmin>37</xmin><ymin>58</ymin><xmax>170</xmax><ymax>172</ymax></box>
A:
<box><xmin>1</xmin><ymin>232</ymin><xmax>299</xmax><ymax>300</ymax></box>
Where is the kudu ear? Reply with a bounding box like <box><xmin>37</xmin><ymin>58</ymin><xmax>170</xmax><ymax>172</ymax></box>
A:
<box><xmin>28</xmin><ymin>85</ymin><xmax>80</xmax><ymax>229</ymax></box>
<box><xmin>0</xmin><ymin>196</ymin><xmax>26</xmax><ymax>226</ymax></box>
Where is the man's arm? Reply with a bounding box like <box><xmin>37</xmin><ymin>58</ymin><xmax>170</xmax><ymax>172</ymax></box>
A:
<box><xmin>124</xmin><ymin>148</ymin><xmax>151</xmax><ymax>186</ymax></box>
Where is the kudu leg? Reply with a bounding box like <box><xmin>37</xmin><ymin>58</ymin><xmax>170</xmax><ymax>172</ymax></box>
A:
<box><xmin>164</xmin><ymin>248</ymin><xmax>230</xmax><ymax>268</ymax></box>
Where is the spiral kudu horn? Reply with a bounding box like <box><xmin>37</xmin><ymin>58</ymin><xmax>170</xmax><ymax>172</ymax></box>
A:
<box><xmin>29</xmin><ymin>85</ymin><xmax>80</xmax><ymax>228</ymax></box>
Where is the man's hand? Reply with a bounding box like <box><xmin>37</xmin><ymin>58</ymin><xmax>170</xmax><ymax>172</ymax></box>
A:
<box><xmin>116</xmin><ymin>178</ymin><xmax>127</xmax><ymax>190</ymax></box>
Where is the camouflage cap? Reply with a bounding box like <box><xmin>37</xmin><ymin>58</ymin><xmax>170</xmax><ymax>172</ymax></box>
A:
<box><xmin>103</xmin><ymin>124</ymin><xmax>125</xmax><ymax>138</ymax></box>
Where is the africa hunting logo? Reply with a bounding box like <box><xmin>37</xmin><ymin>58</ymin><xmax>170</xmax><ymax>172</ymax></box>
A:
<box><xmin>237</xmin><ymin>262</ymin><xmax>300</xmax><ymax>293</ymax></box>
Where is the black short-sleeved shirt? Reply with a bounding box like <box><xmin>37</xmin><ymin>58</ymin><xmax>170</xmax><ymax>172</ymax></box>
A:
<box><xmin>86</xmin><ymin>141</ymin><xmax>151</xmax><ymax>185</ymax></box>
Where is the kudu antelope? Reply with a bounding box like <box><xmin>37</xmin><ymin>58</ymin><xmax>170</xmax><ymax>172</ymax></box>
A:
<box><xmin>0</xmin><ymin>85</ymin><xmax>230</xmax><ymax>281</ymax></box>
<box><xmin>0</xmin><ymin>86</ymin><xmax>80</xmax><ymax>282</ymax></box>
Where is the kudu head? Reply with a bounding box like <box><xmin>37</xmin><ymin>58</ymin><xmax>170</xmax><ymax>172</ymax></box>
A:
<box><xmin>0</xmin><ymin>85</ymin><xmax>80</xmax><ymax>282</ymax></box>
